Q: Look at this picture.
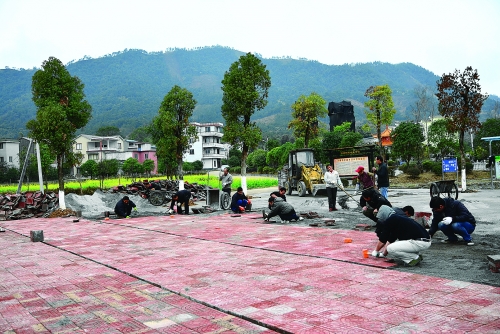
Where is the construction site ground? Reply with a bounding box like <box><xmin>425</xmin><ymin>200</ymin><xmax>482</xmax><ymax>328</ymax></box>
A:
<box><xmin>1</xmin><ymin>186</ymin><xmax>499</xmax><ymax>333</ymax></box>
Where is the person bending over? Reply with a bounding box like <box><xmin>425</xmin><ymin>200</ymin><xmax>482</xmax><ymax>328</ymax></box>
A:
<box><xmin>114</xmin><ymin>196</ymin><xmax>137</xmax><ymax>219</ymax></box>
<box><xmin>375</xmin><ymin>205</ymin><xmax>431</xmax><ymax>266</ymax></box>
<box><xmin>169</xmin><ymin>189</ymin><xmax>192</xmax><ymax>215</ymax></box>
<box><xmin>263</xmin><ymin>197</ymin><xmax>304</xmax><ymax>223</ymax></box>
<box><xmin>360</xmin><ymin>188</ymin><xmax>391</xmax><ymax>222</ymax></box>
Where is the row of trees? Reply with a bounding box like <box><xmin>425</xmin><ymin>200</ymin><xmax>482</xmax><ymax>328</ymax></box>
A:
<box><xmin>23</xmin><ymin>52</ymin><xmax>490</xmax><ymax>204</ymax></box>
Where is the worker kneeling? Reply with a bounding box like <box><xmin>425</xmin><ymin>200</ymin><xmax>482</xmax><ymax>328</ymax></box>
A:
<box><xmin>375</xmin><ymin>205</ymin><xmax>431</xmax><ymax>267</ymax></box>
<box><xmin>231</xmin><ymin>187</ymin><xmax>251</xmax><ymax>213</ymax></box>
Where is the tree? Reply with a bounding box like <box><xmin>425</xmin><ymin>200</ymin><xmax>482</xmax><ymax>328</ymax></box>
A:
<box><xmin>288</xmin><ymin>92</ymin><xmax>328</xmax><ymax>148</ymax></box>
<box><xmin>95</xmin><ymin>126</ymin><xmax>121</xmax><ymax>137</ymax></box>
<box><xmin>182</xmin><ymin>161</ymin><xmax>194</xmax><ymax>172</ymax></box>
<box><xmin>247</xmin><ymin>149</ymin><xmax>267</xmax><ymax>170</ymax></box>
<box><xmin>122</xmin><ymin>157</ymin><xmax>143</xmax><ymax>177</ymax></box>
<box><xmin>390</xmin><ymin>121</ymin><xmax>425</xmax><ymax>166</ymax></box>
<box><xmin>410</xmin><ymin>86</ymin><xmax>436</xmax><ymax>123</ymax></box>
<box><xmin>221</xmin><ymin>52</ymin><xmax>271</xmax><ymax>193</ymax></box>
<box><xmin>150</xmin><ymin>85</ymin><xmax>197</xmax><ymax>188</ymax></box>
<box><xmin>266</xmin><ymin>138</ymin><xmax>280</xmax><ymax>151</ymax></box>
<box><xmin>142</xmin><ymin>159</ymin><xmax>155</xmax><ymax>177</ymax></box>
<box><xmin>192</xmin><ymin>160</ymin><xmax>203</xmax><ymax>171</ymax></box>
<box><xmin>128</xmin><ymin>126</ymin><xmax>152</xmax><ymax>142</ymax></box>
<box><xmin>266</xmin><ymin>142</ymin><xmax>294</xmax><ymax>169</ymax></box>
<box><xmin>427</xmin><ymin>119</ymin><xmax>459</xmax><ymax>160</ymax></box>
<box><xmin>474</xmin><ymin>118</ymin><xmax>500</xmax><ymax>160</ymax></box>
<box><xmin>80</xmin><ymin>159</ymin><xmax>98</xmax><ymax>178</ymax></box>
<box><xmin>97</xmin><ymin>159</ymin><xmax>119</xmax><ymax>189</ymax></box>
<box><xmin>364</xmin><ymin>85</ymin><xmax>396</xmax><ymax>156</ymax></box>
<box><xmin>26</xmin><ymin>57</ymin><xmax>92</xmax><ymax>208</ymax></box>
<box><xmin>436</xmin><ymin>66</ymin><xmax>489</xmax><ymax>190</ymax></box>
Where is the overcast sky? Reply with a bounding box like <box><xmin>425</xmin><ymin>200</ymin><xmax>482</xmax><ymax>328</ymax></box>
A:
<box><xmin>1</xmin><ymin>0</ymin><xmax>499</xmax><ymax>96</ymax></box>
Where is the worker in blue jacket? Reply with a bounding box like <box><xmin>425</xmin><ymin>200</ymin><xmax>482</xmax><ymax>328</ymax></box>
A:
<box><xmin>114</xmin><ymin>196</ymin><xmax>137</xmax><ymax>218</ymax></box>
<box><xmin>429</xmin><ymin>197</ymin><xmax>476</xmax><ymax>245</ymax></box>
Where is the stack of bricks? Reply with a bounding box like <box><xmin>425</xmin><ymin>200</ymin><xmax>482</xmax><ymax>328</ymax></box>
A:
<box><xmin>487</xmin><ymin>255</ymin><xmax>500</xmax><ymax>273</ymax></box>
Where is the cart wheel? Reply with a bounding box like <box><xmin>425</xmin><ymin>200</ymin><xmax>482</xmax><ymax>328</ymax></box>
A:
<box><xmin>297</xmin><ymin>181</ymin><xmax>307</xmax><ymax>197</ymax></box>
<box><xmin>285</xmin><ymin>181</ymin><xmax>292</xmax><ymax>195</ymax></box>
<box><xmin>430</xmin><ymin>183</ymin><xmax>440</xmax><ymax>198</ymax></box>
<box><xmin>220</xmin><ymin>192</ymin><xmax>231</xmax><ymax>210</ymax></box>
<box><xmin>148</xmin><ymin>191</ymin><xmax>165</xmax><ymax>206</ymax></box>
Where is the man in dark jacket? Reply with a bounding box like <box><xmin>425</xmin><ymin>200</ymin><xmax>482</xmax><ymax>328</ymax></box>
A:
<box><xmin>361</xmin><ymin>188</ymin><xmax>392</xmax><ymax>222</ymax></box>
<box><xmin>372</xmin><ymin>156</ymin><xmax>389</xmax><ymax>198</ymax></box>
<box><xmin>114</xmin><ymin>196</ymin><xmax>137</xmax><ymax>218</ymax></box>
<box><xmin>169</xmin><ymin>189</ymin><xmax>192</xmax><ymax>215</ymax></box>
<box><xmin>375</xmin><ymin>205</ymin><xmax>431</xmax><ymax>266</ymax></box>
<box><xmin>269</xmin><ymin>186</ymin><xmax>287</xmax><ymax>209</ymax></box>
<box><xmin>429</xmin><ymin>197</ymin><xmax>476</xmax><ymax>245</ymax></box>
<box><xmin>264</xmin><ymin>197</ymin><xmax>304</xmax><ymax>223</ymax></box>
<box><xmin>231</xmin><ymin>187</ymin><xmax>251</xmax><ymax>213</ymax></box>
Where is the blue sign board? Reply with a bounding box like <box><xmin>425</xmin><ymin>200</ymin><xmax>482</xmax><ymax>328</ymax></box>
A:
<box><xmin>442</xmin><ymin>158</ymin><xmax>458</xmax><ymax>173</ymax></box>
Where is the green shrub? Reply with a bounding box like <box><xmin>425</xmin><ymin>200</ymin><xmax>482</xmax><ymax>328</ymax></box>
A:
<box><xmin>232</xmin><ymin>166</ymin><xmax>241</xmax><ymax>174</ymax></box>
<box><xmin>432</xmin><ymin>164</ymin><xmax>442</xmax><ymax>176</ymax></box>
<box><xmin>406</xmin><ymin>165</ymin><xmax>421</xmax><ymax>178</ymax></box>
<box><xmin>421</xmin><ymin>160</ymin><xmax>435</xmax><ymax>172</ymax></box>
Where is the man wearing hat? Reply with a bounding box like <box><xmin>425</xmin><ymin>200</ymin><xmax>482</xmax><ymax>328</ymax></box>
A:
<box><xmin>114</xmin><ymin>196</ymin><xmax>137</xmax><ymax>219</ymax></box>
<box><xmin>353</xmin><ymin>165</ymin><xmax>374</xmax><ymax>194</ymax></box>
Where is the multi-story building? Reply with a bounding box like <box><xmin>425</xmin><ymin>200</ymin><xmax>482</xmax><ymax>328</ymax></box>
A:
<box><xmin>184</xmin><ymin>122</ymin><xmax>229</xmax><ymax>169</ymax></box>
<box><xmin>72</xmin><ymin>135</ymin><xmax>157</xmax><ymax>175</ymax></box>
<box><xmin>0</xmin><ymin>138</ymin><xmax>21</xmax><ymax>168</ymax></box>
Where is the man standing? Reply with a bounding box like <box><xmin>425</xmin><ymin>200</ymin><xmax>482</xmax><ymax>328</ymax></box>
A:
<box><xmin>373</xmin><ymin>156</ymin><xmax>389</xmax><ymax>198</ymax></box>
<box><xmin>429</xmin><ymin>197</ymin><xmax>476</xmax><ymax>245</ymax></box>
<box><xmin>375</xmin><ymin>205</ymin><xmax>431</xmax><ymax>266</ymax></box>
<box><xmin>324</xmin><ymin>164</ymin><xmax>343</xmax><ymax>211</ymax></box>
<box><xmin>219</xmin><ymin>167</ymin><xmax>233</xmax><ymax>196</ymax></box>
<box><xmin>169</xmin><ymin>189</ymin><xmax>192</xmax><ymax>215</ymax></box>
<box><xmin>114</xmin><ymin>196</ymin><xmax>137</xmax><ymax>219</ymax></box>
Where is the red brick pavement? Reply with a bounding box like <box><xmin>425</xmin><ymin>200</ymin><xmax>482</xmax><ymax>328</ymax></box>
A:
<box><xmin>1</xmin><ymin>213</ymin><xmax>500</xmax><ymax>333</ymax></box>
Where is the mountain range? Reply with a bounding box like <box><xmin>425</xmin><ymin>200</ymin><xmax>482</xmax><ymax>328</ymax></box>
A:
<box><xmin>1</xmin><ymin>46</ymin><xmax>498</xmax><ymax>140</ymax></box>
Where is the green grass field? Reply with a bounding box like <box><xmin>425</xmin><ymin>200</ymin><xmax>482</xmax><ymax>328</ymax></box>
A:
<box><xmin>0</xmin><ymin>174</ymin><xmax>278</xmax><ymax>195</ymax></box>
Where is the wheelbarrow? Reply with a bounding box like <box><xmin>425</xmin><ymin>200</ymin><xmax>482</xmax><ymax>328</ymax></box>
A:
<box><xmin>429</xmin><ymin>180</ymin><xmax>459</xmax><ymax>200</ymax></box>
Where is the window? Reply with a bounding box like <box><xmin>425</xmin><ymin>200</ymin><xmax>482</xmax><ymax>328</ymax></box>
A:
<box><xmin>205</xmin><ymin>127</ymin><xmax>210</xmax><ymax>132</ymax></box>
<box><xmin>88</xmin><ymin>154</ymin><xmax>98</xmax><ymax>160</ymax></box>
<box><xmin>205</xmin><ymin>149</ymin><xmax>210</xmax><ymax>154</ymax></box>
<box><xmin>190</xmin><ymin>149</ymin><xmax>194</xmax><ymax>155</ymax></box>
<box><xmin>0</xmin><ymin>157</ymin><xmax>3</xmax><ymax>162</ymax></box>
<box><xmin>145</xmin><ymin>153</ymin><xmax>148</xmax><ymax>159</ymax></box>
<box><xmin>94</xmin><ymin>142</ymin><xmax>100</xmax><ymax>148</ymax></box>
<box><xmin>134</xmin><ymin>154</ymin><xmax>138</xmax><ymax>159</ymax></box>
<box><xmin>0</xmin><ymin>143</ymin><xmax>4</xmax><ymax>149</ymax></box>
<box><xmin>118</xmin><ymin>143</ymin><xmax>122</xmax><ymax>149</ymax></box>
<box><xmin>9</xmin><ymin>156</ymin><xmax>12</xmax><ymax>162</ymax></box>
<box><xmin>76</xmin><ymin>143</ymin><xmax>82</xmax><ymax>150</ymax></box>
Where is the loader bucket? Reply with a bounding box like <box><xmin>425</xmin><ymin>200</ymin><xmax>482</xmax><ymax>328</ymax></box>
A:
<box><xmin>312</xmin><ymin>184</ymin><xmax>327</xmax><ymax>196</ymax></box>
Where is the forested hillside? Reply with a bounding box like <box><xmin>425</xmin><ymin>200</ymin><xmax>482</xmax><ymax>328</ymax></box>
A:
<box><xmin>1</xmin><ymin>46</ymin><xmax>497</xmax><ymax>139</ymax></box>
